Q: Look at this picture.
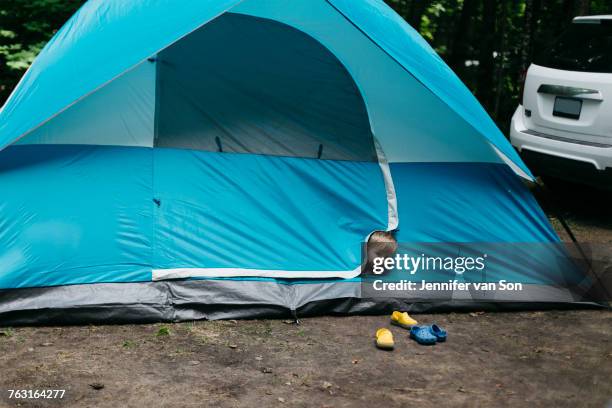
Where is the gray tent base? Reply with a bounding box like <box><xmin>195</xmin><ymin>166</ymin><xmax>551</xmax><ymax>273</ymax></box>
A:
<box><xmin>0</xmin><ymin>280</ymin><xmax>605</xmax><ymax>326</ymax></box>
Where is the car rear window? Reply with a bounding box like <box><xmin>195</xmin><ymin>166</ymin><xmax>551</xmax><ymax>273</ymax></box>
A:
<box><xmin>534</xmin><ymin>19</ymin><xmax>612</xmax><ymax>73</ymax></box>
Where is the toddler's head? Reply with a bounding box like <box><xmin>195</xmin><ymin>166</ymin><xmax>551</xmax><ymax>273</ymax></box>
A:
<box><xmin>366</xmin><ymin>231</ymin><xmax>397</xmax><ymax>262</ymax></box>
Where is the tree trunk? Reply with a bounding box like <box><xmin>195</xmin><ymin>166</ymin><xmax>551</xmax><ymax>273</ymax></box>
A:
<box><xmin>521</xmin><ymin>0</ymin><xmax>533</xmax><ymax>72</ymax></box>
<box><xmin>402</xmin><ymin>0</ymin><xmax>411</xmax><ymax>18</ymax></box>
<box><xmin>562</xmin><ymin>0</ymin><xmax>577</xmax><ymax>24</ymax></box>
<box><xmin>477</xmin><ymin>0</ymin><xmax>498</xmax><ymax>110</ymax></box>
<box><xmin>447</xmin><ymin>0</ymin><xmax>478</xmax><ymax>73</ymax></box>
<box><xmin>408</xmin><ymin>0</ymin><xmax>429</xmax><ymax>30</ymax></box>
<box><xmin>493</xmin><ymin>1</ymin><xmax>508</xmax><ymax>119</ymax></box>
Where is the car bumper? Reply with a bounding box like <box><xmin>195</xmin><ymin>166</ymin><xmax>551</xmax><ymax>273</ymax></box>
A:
<box><xmin>510</xmin><ymin>106</ymin><xmax>612</xmax><ymax>171</ymax></box>
<box><xmin>510</xmin><ymin>107</ymin><xmax>612</xmax><ymax>187</ymax></box>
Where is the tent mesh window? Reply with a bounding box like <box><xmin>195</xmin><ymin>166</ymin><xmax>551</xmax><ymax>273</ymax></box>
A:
<box><xmin>154</xmin><ymin>13</ymin><xmax>377</xmax><ymax>162</ymax></box>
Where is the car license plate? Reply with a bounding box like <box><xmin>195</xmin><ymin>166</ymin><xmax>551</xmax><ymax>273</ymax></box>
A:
<box><xmin>553</xmin><ymin>97</ymin><xmax>582</xmax><ymax>120</ymax></box>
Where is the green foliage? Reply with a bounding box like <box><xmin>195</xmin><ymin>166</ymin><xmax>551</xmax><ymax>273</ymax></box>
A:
<box><xmin>0</xmin><ymin>0</ymin><xmax>610</xmax><ymax>131</ymax></box>
<box><xmin>122</xmin><ymin>339</ymin><xmax>136</xmax><ymax>348</ymax></box>
<box><xmin>0</xmin><ymin>327</ymin><xmax>14</xmax><ymax>337</ymax></box>
<box><xmin>156</xmin><ymin>326</ymin><xmax>171</xmax><ymax>337</ymax></box>
<box><xmin>0</xmin><ymin>0</ymin><xmax>84</xmax><ymax>101</ymax></box>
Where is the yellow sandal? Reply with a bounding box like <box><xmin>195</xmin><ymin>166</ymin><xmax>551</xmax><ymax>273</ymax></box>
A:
<box><xmin>375</xmin><ymin>328</ymin><xmax>395</xmax><ymax>350</ymax></box>
<box><xmin>390</xmin><ymin>311</ymin><xmax>418</xmax><ymax>329</ymax></box>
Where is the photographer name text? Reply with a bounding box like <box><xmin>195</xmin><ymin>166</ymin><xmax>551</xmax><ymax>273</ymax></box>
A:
<box><xmin>371</xmin><ymin>279</ymin><xmax>523</xmax><ymax>292</ymax></box>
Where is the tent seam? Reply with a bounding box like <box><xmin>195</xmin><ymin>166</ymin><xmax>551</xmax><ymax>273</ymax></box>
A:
<box><xmin>2</xmin><ymin>0</ymin><xmax>248</xmax><ymax>150</ymax></box>
<box><xmin>325</xmin><ymin>0</ymin><xmax>533</xmax><ymax>181</ymax></box>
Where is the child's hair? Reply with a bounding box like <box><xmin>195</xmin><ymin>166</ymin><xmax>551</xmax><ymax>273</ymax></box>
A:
<box><xmin>366</xmin><ymin>231</ymin><xmax>398</xmax><ymax>261</ymax></box>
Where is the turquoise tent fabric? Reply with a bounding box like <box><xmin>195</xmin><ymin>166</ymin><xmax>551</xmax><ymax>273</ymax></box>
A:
<box><xmin>327</xmin><ymin>0</ymin><xmax>532</xmax><ymax>178</ymax></box>
<box><xmin>0</xmin><ymin>0</ymin><xmax>583</xmax><ymax>323</ymax></box>
<box><xmin>0</xmin><ymin>0</ymin><xmax>244</xmax><ymax>150</ymax></box>
<box><xmin>0</xmin><ymin>0</ymin><xmax>531</xmax><ymax>179</ymax></box>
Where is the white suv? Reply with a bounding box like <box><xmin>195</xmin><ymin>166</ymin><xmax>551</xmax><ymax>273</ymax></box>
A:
<box><xmin>510</xmin><ymin>15</ymin><xmax>612</xmax><ymax>187</ymax></box>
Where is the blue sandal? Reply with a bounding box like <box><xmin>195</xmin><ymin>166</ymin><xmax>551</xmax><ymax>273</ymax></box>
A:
<box><xmin>428</xmin><ymin>324</ymin><xmax>447</xmax><ymax>342</ymax></box>
<box><xmin>409</xmin><ymin>325</ymin><xmax>437</xmax><ymax>345</ymax></box>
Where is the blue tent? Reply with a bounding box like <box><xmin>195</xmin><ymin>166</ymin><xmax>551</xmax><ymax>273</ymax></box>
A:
<box><xmin>0</xmin><ymin>0</ymin><xmax>583</xmax><ymax>323</ymax></box>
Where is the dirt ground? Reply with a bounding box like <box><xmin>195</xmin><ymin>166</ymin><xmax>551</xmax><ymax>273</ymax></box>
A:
<box><xmin>0</xmin><ymin>181</ymin><xmax>611</xmax><ymax>408</ymax></box>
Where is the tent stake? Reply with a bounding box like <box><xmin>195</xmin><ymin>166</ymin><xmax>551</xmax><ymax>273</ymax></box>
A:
<box><xmin>290</xmin><ymin>309</ymin><xmax>300</xmax><ymax>325</ymax></box>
